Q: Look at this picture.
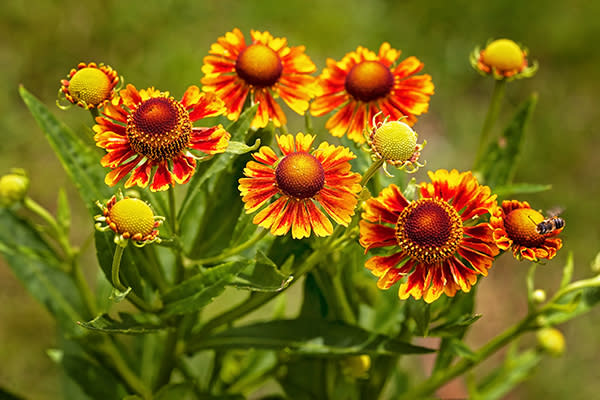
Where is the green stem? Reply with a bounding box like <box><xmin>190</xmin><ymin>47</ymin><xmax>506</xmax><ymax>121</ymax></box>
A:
<box><xmin>279</xmin><ymin>124</ymin><xmax>289</xmax><ymax>135</ymax></box>
<box><xmin>168</xmin><ymin>188</ymin><xmax>184</xmax><ymax>283</ymax></box>
<box><xmin>304</xmin><ymin>111</ymin><xmax>314</xmax><ymax>134</ymax></box>
<box><xmin>89</xmin><ymin>107</ymin><xmax>100</xmax><ymax>124</ymax></box>
<box><xmin>399</xmin><ymin>314</ymin><xmax>535</xmax><ymax>400</ymax></box>
<box><xmin>474</xmin><ymin>79</ymin><xmax>506</xmax><ymax>168</ymax></box>
<box><xmin>329</xmin><ymin>272</ymin><xmax>356</xmax><ymax>324</ymax></box>
<box><xmin>360</xmin><ymin>158</ymin><xmax>384</xmax><ymax>187</ymax></box>
<box><xmin>99</xmin><ymin>338</ymin><xmax>152</xmax><ymax>399</ymax></box>
<box><xmin>23</xmin><ymin>197</ymin><xmax>72</xmax><ymax>260</ymax></box>
<box><xmin>111</xmin><ymin>245</ymin><xmax>128</xmax><ymax>293</ymax></box>
<box><xmin>72</xmin><ymin>259</ymin><xmax>98</xmax><ymax>318</ymax></box>
<box><xmin>187</xmin><ymin>228</ymin><xmax>268</xmax><ymax>265</ymax></box>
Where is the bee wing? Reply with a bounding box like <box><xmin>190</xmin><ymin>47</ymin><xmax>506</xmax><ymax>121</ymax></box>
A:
<box><xmin>546</xmin><ymin>206</ymin><xmax>564</xmax><ymax>217</ymax></box>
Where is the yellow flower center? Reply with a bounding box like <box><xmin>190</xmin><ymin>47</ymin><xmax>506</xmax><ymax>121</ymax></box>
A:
<box><xmin>345</xmin><ymin>61</ymin><xmax>394</xmax><ymax>102</ymax></box>
<box><xmin>482</xmin><ymin>39</ymin><xmax>524</xmax><ymax>71</ymax></box>
<box><xmin>68</xmin><ymin>67</ymin><xmax>112</xmax><ymax>106</ymax></box>
<box><xmin>504</xmin><ymin>208</ymin><xmax>546</xmax><ymax>247</ymax></box>
<box><xmin>396</xmin><ymin>198</ymin><xmax>463</xmax><ymax>264</ymax></box>
<box><xmin>109</xmin><ymin>198</ymin><xmax>155</xmax><ymax>237</ymax></box>
<box><xmin>127</xmin><ymin>96</ymin><xmax>192</xmax><ymax>161</ymax></box>
<box><xmin>235</xmin><ymin>44</ymin><xmax>283</xmax><ymax>87</ymax></box>
<box><xmin>275</xmin><ymin>152</ymin><xmax>325</xmax><ymax>199</ymax></box>
<box><xmin>372</xmin><ymin>121</ymin><xmax>417</xmax><ymax>161</ymax></box>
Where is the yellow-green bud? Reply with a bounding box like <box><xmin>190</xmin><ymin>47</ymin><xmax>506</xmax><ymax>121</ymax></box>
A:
<box><xmin>532</xmin><ymin>289</ymin><xmax>546</xmax><ymax>304</ymax></box>
<box><xmin>372</xmin><ymin>120</ymin><xmax>418</xmax><ymax>162</ymax></box>
<box><xmin>341</xmin><ymin>355</ymin><xmax>371</xmax><ymax>379</ymax></box>
<box><xmin>482</xmin><ymin>39</ymin><xmax>524</xmax><ymax>72</ymax></box>
<box><xmin>0</xmin><ymin>170</ymin><xmax>29</xmax><ymax>207</ymax></box>
<box><xmin>590</xmin><ymin>251</ymin><xmax>600</xmax><ymax>274</ymax></box>
<box><xmin>536</xmin><ymin>327</ymin><xmax>565</xmax><ymax>357</ymax></box>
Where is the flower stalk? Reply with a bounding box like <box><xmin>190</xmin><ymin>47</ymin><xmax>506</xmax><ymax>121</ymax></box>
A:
<box><xmin>474</xmin><ymin>79</ymin><xmax>506</xmax><ymax>167</ymax></box>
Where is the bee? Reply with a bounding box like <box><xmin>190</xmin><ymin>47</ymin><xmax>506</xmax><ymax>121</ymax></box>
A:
<box><xmin>534</xmin><ymin>207</ymin><xmax>565</xmax><ymax>235</ymax></box>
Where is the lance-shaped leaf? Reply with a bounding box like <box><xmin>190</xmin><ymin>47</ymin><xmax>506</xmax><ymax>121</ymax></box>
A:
<box><xmin>78</xmin><ymin>312</ymin><xmax>167</xmax><ymax>334</ymax></box>
<box><xmin>19</xmin><ymin>86</ymin><xmax>113</xmax><ymax>215</ymax></box>
<box><xmin>475</xmin><ymin>94</ymin><xmax>538</xmax><ymax>188</ymax></box>
<box><xmin>0</xmin><ymin>209</ymin><xmax>84</xmax><ymax>335</ymax></box>
<box><xmin>428</xmin><ymin>314</ymin><xmax>482</xmax><ymax>337</ymax></box>
<box><xmin>161</xmin><ymin>260</ymin><xmax>250</xmax><ymax>316</ymax></box>
<box><xmin>228</xmin><ymin>251</ymin><xmax>293</xmax><ymax>292</ymax></box>
<box><xmin>188</xmin><ymin>319</ymin><xmax>434</xmax><ymax>356</ymax></box>
<box><xmin>542</xmin><ymin>286</ymin><xmax>600</xmax><ymax>325</ymax></box>
<box><xmin>493</xmin><ymin>182</ymin><xmax>552</xmax><ymax>197</ymax></box>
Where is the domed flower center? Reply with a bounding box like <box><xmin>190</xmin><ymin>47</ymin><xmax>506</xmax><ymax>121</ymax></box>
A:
<box><xmin>275</xmin><ymin>152</ymin><xmax>325</xmax><ymax>199</ymax></box>
<box><xmin>372</xmin><ymin>120</ymin><xmax>418</xmax><ymax>161</ymax></box>
<box><xmin>504</xmin><ymin>208</ymin><xmax>546</xmax><ymax>247</ymax></box>
<box><xmin>127</xmin><ymin>97</ymin><xmax>192</xmax><ymax>161</ymax></box>
<box><xmin>482</xmin><ymin>39</ymin><xmax>524</xmax><ymax>71</ymax></box>
<box><xmin>235</xmin><ymin>44</ymin><xmax>283</xmax><ymax>87</ymax></box>
<box><xmin>109</xmin><ymin>198</ymin><xmax>155</xmax><ymax>236</ymax></box>
<box><xmin>345</xmin><ymin>61</ymin><xmax>394</xmax><ymax>102</ymax></box>
<box><xmin>69</xmin><ymin>67</ymin><xmax>112</xmax><ymax>106</ymax></box>
<box><xmin>396</xmin><ymin>198</ymin><xmax>463</xmax><ymax>264</ymax></box>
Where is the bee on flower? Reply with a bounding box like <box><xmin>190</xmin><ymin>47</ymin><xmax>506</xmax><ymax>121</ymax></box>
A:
<box><xmin>95</xmin><ymin>193</ymin><xmax>164</xmax><ymax>247</ymax></box>
<box><xmin>58</xmin><ymin>62</ymin><xmax>121</xmax><ymax>110</ymax></box>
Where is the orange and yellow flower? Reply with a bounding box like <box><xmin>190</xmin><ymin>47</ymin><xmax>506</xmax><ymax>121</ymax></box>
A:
<box><xmin>94</xmin><ymin>84</ymin><xmax>230</xmax><ymax>191</ymax></box>
<box><xmin>490</xmin><ymin>200</ymin><xmax>563</xmax><ymax>262</ymax></box>
<box><xmin>201</xmin><ymin>28</ymin><xmax>316</xmax><ymax>129</ymax></box>
<box><xmin>59</xmin><ymin>62</ymin><xmax>120</xmax><ymax>109</ymax></box>
<box><xmin>311</xmin><ymin>43</ymin><xmax>434</xmax><ymax>144</ymax></box>
<box><xmin>239</xmin><ymin>133</ymin><xmax>362</xmax><ymax>239</ymax></box>
<box><xmin>359</xmin><ymin>169</ymin><xmax>499</xmax><ymax>303</ymax></box>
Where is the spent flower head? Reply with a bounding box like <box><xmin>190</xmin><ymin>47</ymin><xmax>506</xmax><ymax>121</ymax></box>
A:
<box><xmin>95</xmin><ymin>193</ymin><xmax>164</xmax><ymax>247</ymax></box>
<box><xmin>366</xmin><ymin>113</ymin><xmax>426</xmax><ymax>175</ymax></box>
<box><xmin>470</xmin><ymin>38</ymin><xmax>538</xmax><ymax>81</ymax></box>
<box><xmin>0</xmin><ymin>169</ymin><xmax>29</xmax><ymax>207</ymax></box>
<box><xmin>58</xmin><ymin>62</ymin><xmax>120</xmax><ymax>109</ymax></box>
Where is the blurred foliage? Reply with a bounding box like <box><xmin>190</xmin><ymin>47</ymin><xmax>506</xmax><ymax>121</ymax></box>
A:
<box><xmin>1</xmin><ymin>0</ymin><xmax>599</xmax><ymax>399</ymax></box>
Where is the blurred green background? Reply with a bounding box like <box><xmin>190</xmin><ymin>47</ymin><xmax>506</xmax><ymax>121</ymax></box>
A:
<box><xmin>1</xmin><ymin>0</ymin><xmax>599</xmax><ymax>398</ymax></box>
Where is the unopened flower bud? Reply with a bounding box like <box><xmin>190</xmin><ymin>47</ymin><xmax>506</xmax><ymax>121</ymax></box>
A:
<box><xmin>0</xmin><ymin>169</ymin><xmax>29</xmax><ymax>207</ymax></box>
<box><xmin>470</xmin><ymin>38</ymin><xmax>538</xmax><ymax>81</ymax></box>
<box><xmin>536</xmin><ymin>327</ymin><xmax>565</xmax><ymax>357</ymax></box>
<box><xmin>590</xmin><ymin>251</ymin><xmax>600</xmax><ymax>274</ymax></box>
<box><xmin>532</xmin><ymin>289</ymin><xmax>546</xmax><ymax>304</ymax></box>
<box><xmin>341</xmin><ymin>355</ymin><xmax>371</xmax><ymax>379</ymax></box>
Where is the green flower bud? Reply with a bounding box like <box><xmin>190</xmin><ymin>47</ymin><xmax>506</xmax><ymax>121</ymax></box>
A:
<box><xmin>341</xmin><ymin>355</ymin><xmax>371</xmax><ymax>379</ymax></box>
<box><xmin>0</xmin><ymin>169</ymin><xmax>29</xmax><ymax>207</ymax></box>
<box><xmin>532</xmin><ymin>289</ymin><xmax>547</xmax><ymax>304</ymax></box>
<box><xmin>536</xmin><ymin>327</ymin><xmax>565</xmax><ymax>357</ymax></box>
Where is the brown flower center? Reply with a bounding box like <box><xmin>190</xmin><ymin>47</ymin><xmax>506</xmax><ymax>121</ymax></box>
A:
<box><xmin>127</xmin><ymin>96</ymin><xmax>192</xmax><ymax>161</ymax></box>
<box><xmin>275</xmin><ymin>152</ymin><xmax>325</xmax><ymax>199</ymax></box>
<box><xmin>396</xmin><ymin>198</ymin><xmax>463</xmax><ymax>264</ymax></box>
<box><xmin>345</xmin><ymin>60</ymin><xmax>394</xmax><ymax>102</ymax></box>
<box><xmin>235</xmin><ymin>44</ymin><xmax>283</xmax><ymax>87</ymax></box>
<box><xmin>504</xmin><ymin>208</ymin><xmax>546</xmax><ymax>247</ymax></box>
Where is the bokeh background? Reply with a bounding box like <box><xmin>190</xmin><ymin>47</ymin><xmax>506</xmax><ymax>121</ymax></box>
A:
<box><xmin>1</xmin><ymin>0</ymin><xmax>599</xmax><ymax>398</ymax></box>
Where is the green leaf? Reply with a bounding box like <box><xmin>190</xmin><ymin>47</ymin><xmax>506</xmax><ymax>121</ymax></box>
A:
<box><xmin>56</xmin><ymin>188</ymin><xmax>71</xmax><ymax>235</ymax></box>
<box><xmin>560</xmin><ymin>251</ymin><xmax>574</xmax><ymax>289</ymax></box>
<box><xmin>228</xmin><ymin>251</ymin><xmax>293</xmax><ymax>292</ymax></box>
<box><xmin>429</xmin><ymin>314</ymin><xmax>482</xmax><ymax>337</ymax></box>
<box><xmin>543</xmin><ymin>286</ymin><xmax>600</xmax><ymax>325</ymax></box>
<box><xmin>0</xmin><ymin>387</ymin><xmax>26</xmax><ymax>400</ymax></box>
<box><xmin>493</xmin><ymin>183</ymin><xmax>552</xmax><ymax>197</ymax></box>
<box><xmin>161</xmin><ymin>260</ymin><xmax>250</xmax><ymax>316</ymax></box>
<box><xmin>226</xmin><ymin>138</ymin><xmax>261</xmax><ymax>155</ymax></box>
<box><xmin>0</xmin><ymin>209</ymin><xmax>85</xmax><ymax>335</ymax></box>
<box><xmin>154</xmin><ymin>383</ymin><xmax>196</xmax><ymax>400</ymax></box>
<box><xmin>407</xmin><ymin>298</ymin><xmax>430</xmax><ymax>336</ymax></box>
<box><xmin>189</xmin><ymin>319</ymin><xmax>434</xmax><ymax>356</ymax></box>
<box><xmin>476</xmin><ymin>94</ymin><xmax>538</xmax><ymax>188</ymax></box>
<box><xmin>475</xmin><ymin>350</ymin><xmax>542</xmax><ymax>400</ymax></box>
<box><xmin>19</xmin><ymin>86</ymin><xmax>113</xmax><ymax>215</ymax></box>
<box><xmin>445</xmin><ymin>338</ymin><xmax>476</xmax><ymax>360</ymax></box>
<box><xmin>77</xmin><ymin>312</ymin><xmax>167</xmax><ymax>334</ymax></box>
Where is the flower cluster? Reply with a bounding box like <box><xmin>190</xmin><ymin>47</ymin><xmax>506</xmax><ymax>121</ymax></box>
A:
<box><xmin>54</xmin><ymin>29</ymin><xmax>563</xmax><ymax>305</ymax></box>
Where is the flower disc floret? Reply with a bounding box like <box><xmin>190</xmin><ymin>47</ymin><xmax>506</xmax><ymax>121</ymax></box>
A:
<box><xmin>239</xmin><ymin>133</ymin><xmax>361</xmax><ymax>239</ymax></box>
<box><xmin>470</xmin><ymin>38</ymin><xmax>537</xmax><ymax>80</ymax></box>
<box><xmin>311</xmin><ymin>43</ymin><xmax>434</xmax><ymax>143</ymax></box>
<box><xmin>396</xmin><ymin>198</ymin><xmax>463</xmax><ymax>264</ymax></box>
<box><xmin>359</xmin><ymin>169</ymin><xmax>499</xmax><ymax>303</ymax></box>
<box><xmin>345</xmin><ymin>61</ymin><xmax>394</xmax><ymax>102</ymax></box>
<box><xmin>93</xmin><ymin>84</ymin><xmax>230</xmax><ymax>191</ymax></box>
<box><xmin>367</xmin><ymin>116</ymin><xmax>425</xmax><ymax>173</ymax></box>
<box><xmin>275</xmin><ymin>152</ymin><xmax>325</xmax><ymax>199</ymax></box>
<box><xmin>235</xmin><ymin>44</ymin><xmax>283</xmax><ymax>87</ymax></box>
<box><xmin>127</xmin><ymin>96</ymin><xmax>192</xmax><ymax>161</ymax></box>
<box><xmin>59</xmin><ymin>62</ymin><xmax>119</xmax><ymax>109</ymax></box>
<box><xmin>504</xmin><ymin>208</ymin><xmax>546</xmax><ymax>247</ymax></box>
